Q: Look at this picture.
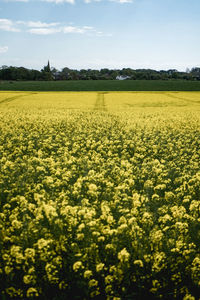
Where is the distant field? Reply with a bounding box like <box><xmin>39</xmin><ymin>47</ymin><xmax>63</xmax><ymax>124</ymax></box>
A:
<box><xmin>1</xmin><ymin>79</ymin><xmax>200</xmax><ymax>91</ymax></box>
<box><xmin>1</xmin><ymin>91</ymin><xmax>200</xmax><ymax>110</ymax></box>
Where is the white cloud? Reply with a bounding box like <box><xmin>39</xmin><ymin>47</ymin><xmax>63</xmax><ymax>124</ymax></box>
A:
<box><xmin>63</xmin><ymin>26</ymin><xmax>85</xmax><ymax>34</ymax></box>
<box><xmin>84</xmin><ymin>0</ymin><xmax>131</xmax><ymax>3</ymax></box>
<box><xmin>0</xmin><ymin>46</ymin><xmax>8</xmax><ymax>53</ymax></box>
<box><xmin>29</xmin><ymin>21</ymin><xmax>60</xmax><ymax>27</ymax></box>
<box><xmin>95</xmin><ymin>31</ymin><xmax>112</xmax><ymax>37</ymax></box>
<box><xmin>62</xmin><ymin>25</ymin><xmax>111</xmax><ymax>36</ymax></box>
<box><xmin>84</xmin><ymin>0</ymin><xmax>102</xmax><ymax>3</ymax></box>
<box><xmin>4</xmin><ymin>0</ymin><xmax>29</xmax><ymax>2</ymax></box>
<box><xmin>83</xmin><ymin>26</ymin><xmax>94</xmax><ymax>30</ymax></box>
<box><xmin>0</xmin><ymin>18</ymin><xmax>20</xmax><ymax>32</ymax></box>
<box><xmin>18</xmin><ymin>21</ymin><xmax>60</xmax><ymax>27</ymax></box>
<box><xmin>42</xmin><ymin>0</ymin><xmax>75</xmax><ymax>4</ymax></box>
<box><xmin>0</xmin><ymin>17</ymin><xmax>111</xmax><ymax>37</ymax></box>
<box><xmin>118</xmin><ymin>0</ymin><xmax>133</xmax><ymax>3</ymax></box>
<box><xmin>28</xmin><ymin>27</ymin><xmax>61</xmax><ymax>34</ymax></box>
<box><xmin>5</xmin><ymin>0</ymin><xmax>133</xmax><ymax>3</ymax></box>
<box><xmin>27</xmin><ymin>23</ymin><xmax>109</xmax><ymax>36</ymax></box>
<box><xmin>110</xmin><ymin>0</ymin><xmax>132</xmax><ymax>2</ymax></box>
<box><xmin>28</xmin><ymin>25</ymin><xmax>94</xmax><ymax>35</ymax></box>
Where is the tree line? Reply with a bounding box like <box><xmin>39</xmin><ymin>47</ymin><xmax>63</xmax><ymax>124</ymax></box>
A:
<box><xmin>0</xmin><ymin>63</ymin><xmax>200</xmax><ymax>81</ymax></box>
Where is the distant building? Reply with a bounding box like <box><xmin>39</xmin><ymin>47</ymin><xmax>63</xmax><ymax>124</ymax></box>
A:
<box><xmin>116</xmin><ymin>75</ymin><xmax>131</xmax><ymax>80</ymax></box>
<box><xmin>46</xmin><ymin>60</ymin><xmax>51</xmax><ymax>73</ymax></box>
<box><xmin>42</xmin><ymin>60</ymin><xmax>53</xmax><ymax>80</ymax></box>
<box><xmin>52</xmin><ymin>71</ymin><xmax>60</xmax><ymax>80</ymax></box>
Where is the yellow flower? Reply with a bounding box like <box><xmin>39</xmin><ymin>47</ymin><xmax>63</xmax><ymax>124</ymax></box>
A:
<box><xmin>88</xmin><ymin>183</ymin><xmax>98</xmax><ymax>192</ymax></box>
<box><xmin>11</xmin><ymin>219</ymin><xmax>22</xmax><ymax>230</ymax></box>
<box><xmin>26</xmin><ymin>287</ymin><xmax>39</xmax><ymax>298</ymax></box>
<box><xmin>4</xmin><ymin>266</ymin><xmax>13</xmax><ymax>275</ymax></box>
<box><xmin>23</xmin><ymin>275</ymin><xmax>36</xmax><ymax>285</ymax></box>
<box><xmin>96</xmin><ymin>263</ymin><xmax>105</xmax><ymax>272</ymax></box>
<box><xmin>134</xmin><ymin>260</ymin><xmax>144</xmax><ymax>268</ymax></box>
<box><xmin>73</xmin><ymin>261</ymin><xmax>83</xmax><ymax>272</ymax></box>
<box><xmin>118</xmin><ymin>248</ymin><xmax>130</xmax><ymax>263</ymax></box>
<box><xmin>84</xmin><ymin>270</ymin><xmax>93</xmax><ymax>279</ymax></box>
<box><xmin>24</xmin><ymin>248</ymin><xmax>35</xmax><ymax>261</ymax></box>
<box><xmin>89</xmin><ymin>279</ymin><xmax>98</xmax><ymax>288</ymax></box>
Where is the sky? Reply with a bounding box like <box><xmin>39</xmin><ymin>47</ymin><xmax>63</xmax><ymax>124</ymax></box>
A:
<box><xmin>0</xmin><ymin>0</ymin><xmax>200</xmax><ymax>71</ymax></box>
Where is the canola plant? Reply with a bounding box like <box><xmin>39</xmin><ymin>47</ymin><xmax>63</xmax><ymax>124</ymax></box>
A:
<box><xmin>0</xmin><ymin>91</ymin><xmax>200</xmax><ymax>299</ymax></box>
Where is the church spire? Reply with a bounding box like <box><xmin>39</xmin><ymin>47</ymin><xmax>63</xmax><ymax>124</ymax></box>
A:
<box><xmin>41</xmin><ymin>60</ymin><xmax>53</xmax><ymax>80</ymax></box>
<box><xmin>47</xmin><ymin>60</ymin><xmax>50</xmax><ymax>72</ymax></box>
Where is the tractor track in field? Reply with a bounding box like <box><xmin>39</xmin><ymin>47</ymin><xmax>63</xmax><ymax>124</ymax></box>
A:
<box><xmin>166</xmin><ymin>92</ymin><xmax>200</xmax><ymax>104</ymax></box>
<box><xmin>94</xmin><ymin>92</ymin><xmax>107</xmax><ymax>111</ymax></box>
<box><xmin>0</xmin><ymin>92</ymin><xmax>38</xmax><ymax>106</ymax></box>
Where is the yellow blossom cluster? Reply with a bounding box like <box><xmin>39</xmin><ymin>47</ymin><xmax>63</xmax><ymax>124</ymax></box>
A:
<box><xmin>0</xmin><ymin>91</ymin><xmax>200</xmax><ymax>299</ymax></box>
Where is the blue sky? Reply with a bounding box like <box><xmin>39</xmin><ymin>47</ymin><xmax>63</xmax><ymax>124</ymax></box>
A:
<box><xmin>0</xmin><ymin>0</ymin><xmax>200</xmax><ymax>71</ymax></box>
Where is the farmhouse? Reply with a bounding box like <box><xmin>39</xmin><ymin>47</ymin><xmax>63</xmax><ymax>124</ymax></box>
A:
<box><xmin>116</xmin><ymin>75</ymin><xmax>131</xmax><ymax>80</ymax></box>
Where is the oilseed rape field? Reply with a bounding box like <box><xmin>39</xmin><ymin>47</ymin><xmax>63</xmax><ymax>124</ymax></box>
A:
<box><xmin>0</xmin><ymin>91</ymin><xmax>200</xmax><ymax>299</ymax></box>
